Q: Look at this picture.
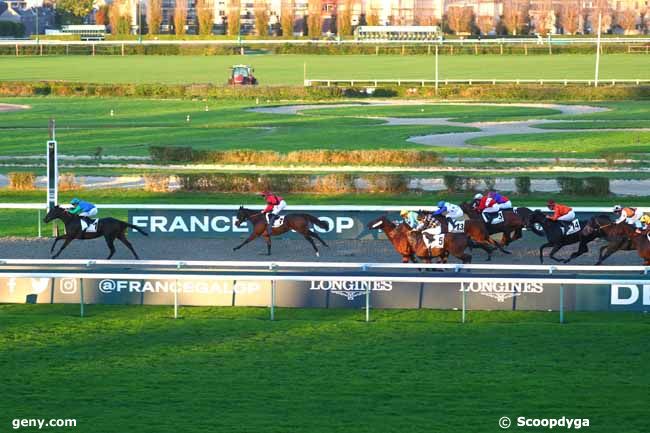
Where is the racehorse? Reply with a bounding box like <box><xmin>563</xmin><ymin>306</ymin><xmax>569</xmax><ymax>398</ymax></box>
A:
<box><xmin>366</xmin><ymin>216</ymin><xmax>417</xmax><ymax>263</ymax></box>
<box><xmin>420</xmin><ymin>210</ymin><xmax>510</xmax><ymax>260</ymax></box>
<box><xmin>460</xmin><ymin>202</ymin><xmax>530</xmax><ymax>247</ymax></box>
<box><xmin>579</xmin><ymin>216</ymin><xmax>645</xmax><ymax>265</ymax></box>
<box><xmin>233</xmin><ymin>206</ymin><xmax>329</xmax><ymax>256</ymax></box>
<box><xmin>406</xmin><ymin>228</ymin><xmax>473</xmax><ymax>264</ymax></box>
<box><xmin>44</xmin><ymin>205</ymin><xmax>148</xmax><ymax>259</ymax></box>
<box><xmin>528</xmin><ymin>210</ymin><xmax>592</xmax><ymax>264</ymax></box>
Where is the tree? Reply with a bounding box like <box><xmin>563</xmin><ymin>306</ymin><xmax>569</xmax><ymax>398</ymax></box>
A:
<box><xmin>173</xmin><ymin>0</ymin><xmax>188</xmax><ymax>36</ymax></box>
<box><xmin>560</xmin><ymin>0</ymin><xmax>580</xmax><ymax>35</ymax></box>
<box><xmin>307</xmin><ymin>0</ymin><xmax>322</xmax><ymax>38</ymax></box>
<box><xmin>280</xmin><ymin>0</ymin><xmax>294</xmax><ymax>37</ymax></box>
<box><xmin>196</xmin><ymin>0</ymin><xmax>215</xmax><ymax>36</ymax></box>
<box><xmin>446</xmin><ymin>6</ymin><xmax>473</xmax><ymax>34</ymax></box>
<box><xmin>592</xmin><ymin>0</ymin><xmax>612</xmax><ymax>33</ymax></box>
<box><xmin>55</xmin><ymin>0</ymin><xmax>94</xmax><ymax>21</ymax></box>
<box><xmin>147</xmin><ymin>0</ymin><xmax>163</xmax><ymax>34</ymax></box>
<box><xmin>109</xmin><ymin>0</ymin><xmax>132</xmax><ymax>35</ymax></box>
<box><xmin>477</xmin><ymin>15</ymin><xmax>494</xmax><ymax>35</ymax></box>
<box><xmin>254</xmin><ymin>0</ymin><xmax>269</xmax><ymax>36</ymax></box>
<box><xmin>227</xmin><ymin>0</ymin><xmax>241</xmax><ymax>36</ymax></box>
<box><xmin>337</xmin><ymin>0</ymin><xmax>353</xmax><ymax>36</ymax></box>
<box><xmin>95</xmin><ymin>5</ymin><xmax>109</xmax><ymax>26</ymax></box>
<box><xmin>366</xmin><ymin>11</ymin><xmax>379</xmax><ymax>26</ymax></box>
<box><xmin>617</xmin><ymin>9</ymin><xmax>638</xmax><ymax>34</ymax></box>
<box><xmin>502</xmin><ymin>0</ymin><xmax>529</xmax><ymax>35</ymax></box>
<box><xmin>535</xmin><ymin>0</ymin><xmax>554</xmax><ymax>36</ymax></box>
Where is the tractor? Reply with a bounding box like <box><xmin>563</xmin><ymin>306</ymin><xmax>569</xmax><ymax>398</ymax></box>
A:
<box><xmin>228</xmin><ymin>65</ymin><xmax>257</xmax><ymax>85</ymax></box>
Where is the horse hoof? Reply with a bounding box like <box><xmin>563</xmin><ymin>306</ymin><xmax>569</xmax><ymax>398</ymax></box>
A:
<box><xmin>316</xmin><ymin>252</ymin><xmax>320</xmax><ymax>257</ymax></box>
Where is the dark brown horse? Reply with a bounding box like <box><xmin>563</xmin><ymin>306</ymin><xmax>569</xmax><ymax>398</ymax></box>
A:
<box><xmin>580</xmin><ymin>216</ymin><xmax>648</xmax><ymax>265</ymax></box>
<box><xmin>44</xmin><ymin>205</ymin><xmax>147</xmax><ymax>259</ymax></box>
<box><xmin>233</xmin><ymin>206</ymin><xmax>329</xmax><ymax>256</ymax></box>
<box><xmin>407</xmin><ymin>228</ymin><xmax>473</xmax><ymax>264</ymax></box>
<box><xmin>367</xmin><ymin>216</ymin><xmax>417</xmax><ymax>263</ymax></box>
<box><xmin>460</xmin><ymin>202</ymin><xmax>529</xmax><ymax>247</ymax></box>
<box><xmin>420</xmin><ymin>210</ymin><xmax>510</xmax><ymax>260</ymax></box>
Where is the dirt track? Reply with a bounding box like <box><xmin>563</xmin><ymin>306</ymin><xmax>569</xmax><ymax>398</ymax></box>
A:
<box><xmin>0</xmin><ymin>231</ymin><xmax>639</xmax><ymax>265</ymax></box>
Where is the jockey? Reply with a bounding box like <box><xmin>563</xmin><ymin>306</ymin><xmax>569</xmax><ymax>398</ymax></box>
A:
<box><xmin>613</xmin><ymin>205</ymin><xmax>644</xmax><ymax>233</ymax></box>
<box><xmin>260</xmin><ymin>191</ymin><xmax>286</xmax><ymax>236</ymax></box>
<box><xmin>69</xmin><ymin>198</ymin><xmax>97</xmax><ymax>230</ymax></box>
<box><xmin>489</xmin><ymin>191</ymin><xmax>512</xmax><ymax>210</ymax></box>
<box><xmin>547</xmin><ymin>200</ymin><xmax>575</xmax><ymax>224</ymax></box>
<box><xmin>434</xmin><ymin>200</ymin><xmax>464</xmax><ymax>223</ymax></box>
<box><xmin>400</xmin><ymin>209</ymin><xmax>419</xmax><ymax>229</ymax></box>
<box><xmin>475</xmin><ymin>192</ymin><xmax>500</xmax><ymax>223</ymax></box>
<box><xmin>640</xmin><ymin>214</ymin><xmax>650</xmax><ymax>231</ymax></box>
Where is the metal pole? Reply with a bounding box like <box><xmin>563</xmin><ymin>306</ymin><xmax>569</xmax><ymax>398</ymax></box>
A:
<box><xmin>35</xmin><ymin>7</ymin><xmax>39</xmax><ymax>44</ymax></box>
<box><xmin>37</xmin><ymin>210</ymin><xmax>41</xmax><ymax>237</ymax></box>
<box><xmin>461</xmin><ymin>282</ymin><xmax>466</xmax><ymax>324</ymax></box>
<box><xmin>270</xmin><ymin>280</ymin><xmax>276</xmax><ymax>321</ymax></box>
<box><xmin>435</xmin><ymin>45</ymin><xmax>439</xmax><ymax>94</ymax></box>
<box><xmin>138</xmin><ymin>0</ymin><xmax>142</xmax><ymax>43</ymax></box>
<box><xmin>174</xmin><ymin>279</ymin><xmax>179</xmax><ymax>319</ymax></box>
<box><xmin>79</xmin><ymin>279</ymin><xmax>85</xmax><ymax>317</ymax></box>
<box><xmin>365</xmin><ymin>286</ymin><xmax>370</xmax><ymax>323</ymax></box>
<box><xmin>595</xmin><ymin>12</ymin><xmax>602</xmax><ymax>87</ymax></box>
<box><xmin>560</xmin><ymin>284</ymin><xmax>564</xmax><ymax>323</ymax></box>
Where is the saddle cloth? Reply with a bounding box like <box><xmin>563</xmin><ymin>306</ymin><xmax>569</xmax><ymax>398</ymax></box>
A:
<box><xmin>80</xmin><ymin>219</ymin><xmax>99</xmax><ymax>233</ymax></box>
<box><xmin>266</xmin><ymin>215</ymin><xmax>285</xmax><ymax>228</ymax></box>
<box><xmin>562</xmin><ymin>219</ymin><xmax>581</xmax><ymax>236</ymax></box>
<box><xmin>447</xmin><ymin>220</ymin><xmax>465</xmax><ymax>233</ymax></box>
<box><xmin>422</xmin><ymin>231</ymin><xmax>445</xmax><ymax>249</ymax></box>
<box><xmin>482</xmin><ymin>211</ymin><xmax>504</xmax><ymax>225</ymax></box>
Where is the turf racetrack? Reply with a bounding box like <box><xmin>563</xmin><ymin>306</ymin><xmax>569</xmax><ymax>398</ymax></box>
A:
<box><xmin>2</xmin><ymin>54</ymin><xmax>649</xmax><ymax>85</ymax></box>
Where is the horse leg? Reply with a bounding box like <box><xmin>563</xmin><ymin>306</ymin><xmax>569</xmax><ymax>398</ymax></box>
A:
<box><xmin>309</xmin><ymin>230</ymin><xmax>329</xmax><ymax>248</ymax></box>
<box><xmin>263</xmin><ymin>234</ymin><xmax>272</xmax><ymax>255</ymax></box>
<box><xmin>303</xmin><ymin>233</ymin><xmax>320</xmax><ymax>257</ymax></box>
<box><xmin>50</xmin><ymin>235</ymin><xmax>65</xmax><ymax>253</ymax></box>
<box><xmin>52</xmin><ymin>237</ymin><xmax>73</xmax><ymax>259</ymax></box>
<box><xmin>539</xmin><ymin>242</ymin><xmax>553</xmax><ymax>264</ymax></box>
<box><xmin>117</xmin><ymin>233</ymin><xmax>139</xmax><ymax>260</ymax></box>
<box><xmin>233</xmin><ymin>232</ymin><xmax>259</xmax><ymax>251</ymax></box>
<box><xmin>564</xmin><ymin>241</ymin><xmax>589</xmax><ymax>264</ymax></box>
<box><xmin>489</xmin><ymin>238</ymin><xmax>511</xmax><ymax>255</ymax></box>
<box><xmin>104</xmin><ymin>235</ymin><xmax>117</xmax><ymax>260</ymax></box>
<box><xmin>597</xmin><ymin>241</ymin><xmax>624</xmax><ymax>265</ymax></box>
<box><xmin>548</xmin><ymin>245</ymin><xmax>567</xmax><ymax>263</ymax></box>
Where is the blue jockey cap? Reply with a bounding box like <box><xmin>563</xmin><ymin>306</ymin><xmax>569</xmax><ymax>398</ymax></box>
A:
<box><xmin>437</xmin><ymin>200</ymin><xmax>446</xmax><ymax>208</ymax></box>
<box><xmin>71</xmin><ymin>198</ymin><xmax>80</xmax><ymax>205</ymax></box>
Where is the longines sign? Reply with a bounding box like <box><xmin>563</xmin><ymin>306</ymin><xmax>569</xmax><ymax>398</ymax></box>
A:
<box><xmin>0</xmin><ymin>276</ymin><xmax>648</xmax><ymax>311</ymax></box>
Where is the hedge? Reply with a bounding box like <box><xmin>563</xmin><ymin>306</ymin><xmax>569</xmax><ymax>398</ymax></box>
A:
<box><xmin>150</xmin><ymin>146</ymin><xmax>441</xmax><ymax>167</ymax></box>
<box><xmin>1</xmin><ymin>81</ymin><xmax>648</xmax><ymax>101</ymax></box>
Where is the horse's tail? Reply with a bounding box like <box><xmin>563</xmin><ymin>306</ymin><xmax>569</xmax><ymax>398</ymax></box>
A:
<box><xmin>126</xmin><ymin>223</ymin><xmax>149</xmax><ymax>236</ymax></box>
<box><xmin>305</xmin><ymin>214</ymin><xmax>329</xmax><ymax>231</ymax></box>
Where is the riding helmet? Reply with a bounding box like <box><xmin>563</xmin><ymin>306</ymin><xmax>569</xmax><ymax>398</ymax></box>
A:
<box><xmin>400</xmin><ymin>209</ymin><xmax>409</xmax><ymax>216</ymax></box>
<box><xmin>71</xmin><ymin>198</ymin><xmax>80</xmax><ymax>205</ymax></box>
<box><xmin>473</xmin><ymin>193</ymin><xmax>483</xmax><ymax>200</ymax></box>
<box><xmin>613</xmin><ymin>205</ymin><xmax>623</xmax><ymax>213</ymax></box>
<box><xmin>437</xmin><ymin>200</ymin><xmax>446</xmax><ymax>208</ymax></box>
<box><xmin>547</xmin><ymin>199</ymin><xmax>556</xmax><ymax>208</ymax></box>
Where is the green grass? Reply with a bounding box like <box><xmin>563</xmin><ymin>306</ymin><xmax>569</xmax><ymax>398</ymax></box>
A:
<box><xmin>0</xmin><ymin>304</ymin><xmax>647</xmax><ymax>433</ymax></box>
<box><xmin>1</xmin><ymin>54</ymin><xmax>648</xmax><ymax>85</ymax></box>
<box><xmin>467</xmin><ymin>131</ymin><xmax>650</xmax><ymax>157</ymax></box>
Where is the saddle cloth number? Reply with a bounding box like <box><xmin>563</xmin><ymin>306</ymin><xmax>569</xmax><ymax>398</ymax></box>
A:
<box><xmin>483</xmin><ymin>211</ymin><xmax>504</xmax><ymax>225</ymax></box>
<box><xmin>448</xmin><ymin>220</ymin><xmax>465</xmax><ymax>233</ymax></box>
<box><xmin>565</xmin><ymin>219</ymin><xmax>581</xmax><ymax>235</ymax></box>
<box><xmin>267</xmin><ymin>215</ymin><xmax>285</xmax><ymax>228</ymax></box>
<box><xmin>80</xmin><ymin>219</ymin><xmax>99</xmax><ymax>233</ymax></box>
<box><xmin>423</xmin><ymin>232</ymin><xmax>445</xmax><ymax>249</ymax></box>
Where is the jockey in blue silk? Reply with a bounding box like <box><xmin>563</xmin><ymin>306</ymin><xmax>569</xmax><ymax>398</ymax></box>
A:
<box><xmin>434</xmin><ymin>200</ymin><xmax>464</xmax><ymax>222</ymax></box>
<box><xmin>69</xmin><ymin>198</ymin><xmax>98</xmax><ymax>230</ymax></box>
<box><xmin>400</xmin><ymin>209</ymin><xmax>419</xmax><ymax>228</ymax></box>
<box><xmin>489</xmin><ymin>191</ymin><xmax>512</xmax><ymax>210</ymax></box>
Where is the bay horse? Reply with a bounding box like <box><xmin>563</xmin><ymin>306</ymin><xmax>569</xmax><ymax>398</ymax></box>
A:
<box><xmin>528</xmin><ymin>210</ymin><xmax>594</xmax><ymax>264</ymax></box>
<box><xmin>366</xmin><ymin>216</ymin><xmax>417</xmax><ymax>263</ymax></box>
<box><xmin>233</xmin><ymin>206</ymin><xmax>329</xmax><ymax>256</ymax></box>
<box><xmin>579</xmin><ymin>215</ymin><xmax>645</xmax><ymax>265</ymax></box>
<box><xmin>460</xmin><ymin>202</ymin><xmax>529</xmax><ymax>247</ymax></box>
<box><xmin>367</xmin><ymin>215</ymin><xmax>472</xmax><ymax>264</ymax></box>
<box><xmin>44</xmin><ymin>205</ymin><xmax>148</xmax><ymax>259</ymax></box>
<box><xmin>420</xmin><ymin>210</ymin><xmax>510</xmax><ymax>260</ymax></box>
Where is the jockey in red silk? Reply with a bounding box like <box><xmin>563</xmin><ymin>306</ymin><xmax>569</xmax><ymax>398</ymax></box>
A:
<box><xmin>489</xmin><ymin>191</ymin><xmax>512</xmax><ymax>210</ymax></box>
<box><xmin>260</xmin><ymin>191</ymin><xmax>287</xmax><ymax>236</ymax></box>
